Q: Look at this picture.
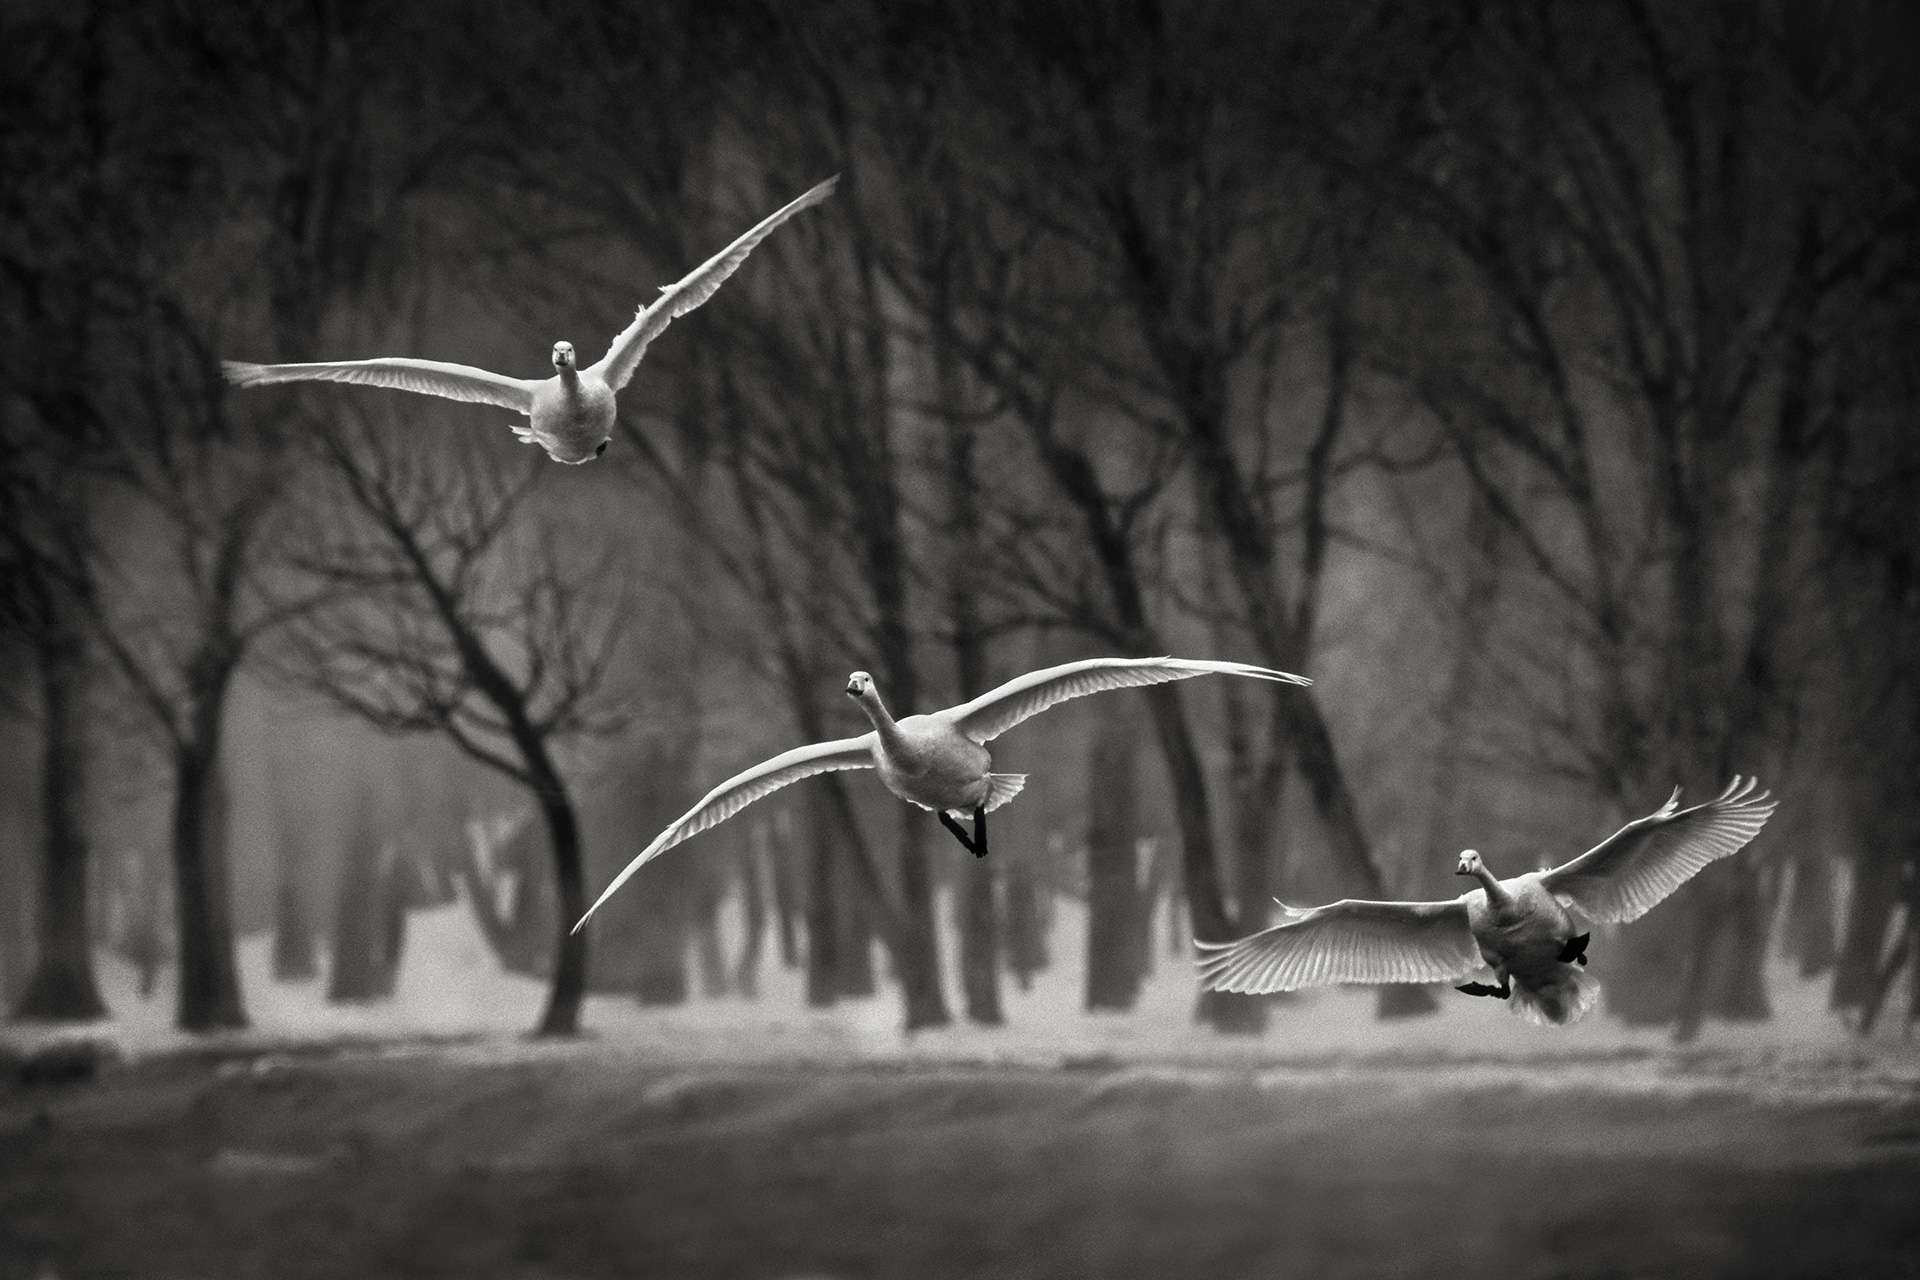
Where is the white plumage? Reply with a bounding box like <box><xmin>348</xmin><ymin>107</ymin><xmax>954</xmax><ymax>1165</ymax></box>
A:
<box><xmin>1196</xmin><ymin>776</ymin><xmax>1777</xmax><ymax>1026</ymax></box>
<box><xmin>574</xmin><ymin>656</ymin><xmax>1311</xmax><ymax>932</ymax></box>
<box><xmin>223</xmin><ymin>177</ymin><xmax>839</xmax><ymax>464</ymax></box>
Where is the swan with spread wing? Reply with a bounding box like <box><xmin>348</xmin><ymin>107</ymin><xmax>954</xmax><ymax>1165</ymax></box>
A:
<box><xmin>222</xmin><ymin>177</ymin><xmax>838</xmax><ymax>464</ymax></box>
<box><xmin>574</xmin><ymin>656</ymin><xmax>1311</xmax><ymax>932</ymax></box>
<box><xmin>1195</xmin><ymin>777</ymin><xmax>1777</xmax><ymax>1025</ymax></box>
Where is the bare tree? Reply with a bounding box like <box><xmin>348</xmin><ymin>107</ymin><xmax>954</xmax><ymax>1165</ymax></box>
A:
<box><xmin>1302</xmin><ymin>0</ymin><xmax>1917</xmax><ymax>1035</ymax></box>
<box><xmin>282</xmin><ymin>416</ymin><xmax>627</xmax><ymax>1036</ymax></box>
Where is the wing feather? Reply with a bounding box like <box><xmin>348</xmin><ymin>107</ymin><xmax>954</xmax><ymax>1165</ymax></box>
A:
<box><xmin>1194</xmin><ymin>897</ymin><xmax>1479</xmax><ymax>994</ymax></box>
<box><xmin>943</xmin><ymin>656</ymin><xmax>1310</xmax><ymax>745</ymax></box>
<box><xmin>1541</xmin><ymin>775</ymin><xmax>1778</xmax><ymax>924</ymax></box>
<box><xmin>590</xmin><ymin>175</ymin><xmax>840</xmax><ymax>391</ymax></box>
<box><xmin>222</xmin><ymin>357</ymin><xmax>537</xmax><ymax>412</ymax></box>
<box><xmin>573</xmin><ymin>733</ymin><xmax>875</xmax><ymax>931</ymax></box>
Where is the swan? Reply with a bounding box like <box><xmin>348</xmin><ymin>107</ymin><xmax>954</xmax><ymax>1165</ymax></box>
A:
<box><xmin>573</xmin><ymin>655</ymin><xmax>1311</xmax><ymax>932</ymax></box>
<box><xmin>221</xmin><ymin>176</ymin><xmax>839</xmax><ymax>464</ymax></box>
<box><xmin>1194</xmin><ymin>776</ymin><xmax>1777</xmax><ymax>1025</ymax></box>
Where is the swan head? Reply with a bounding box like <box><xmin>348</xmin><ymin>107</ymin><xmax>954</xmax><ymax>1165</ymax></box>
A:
<box><xmin>552</xmin><ymin>341</ymin><xmax>576</xmax><ymax>370</ymax></box>
<box><xmin>1455</xmin><ymin>849</ymin><xmax>1483</xmax><ymax>877</ymax></box>
<box><xmin>844</xmin><ymin>671</ymin><xmax>873</xmax><ymax>700</ymax></box>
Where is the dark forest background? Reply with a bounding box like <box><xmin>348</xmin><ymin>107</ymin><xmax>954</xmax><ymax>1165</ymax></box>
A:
<box><xmin>4</xmin><ymin>0</ymin><xmax>1917</xmax><ymax>1046</ymax></box>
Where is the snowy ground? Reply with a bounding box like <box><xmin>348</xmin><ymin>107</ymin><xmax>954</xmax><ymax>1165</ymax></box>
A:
<box><xmin>6</xmin><ymin>900</ymin><xmax>1920</xmax><ymax>1278</ymax></box>
<box><xmin>5</xmin><ymin>892</ymin><xmax>1918</xmax><ymax>1097</ymax></box>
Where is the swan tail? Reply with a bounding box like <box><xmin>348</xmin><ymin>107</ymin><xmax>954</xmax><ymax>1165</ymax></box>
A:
<box><xmin>983</xmin><ymin>773</ymin><xmax>1027</xmax><ymax>813</ymax></box>
<box><xmin>1509</xmin><ymin>966</ymin><xmax>1602</xmax><ymax>1027</ymax></box>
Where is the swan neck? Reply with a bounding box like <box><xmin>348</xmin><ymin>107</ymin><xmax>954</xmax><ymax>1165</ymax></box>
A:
<box><xmin>1472</xmin><ymin>863</ymin><xmax>1512</xmax><ymax>908</ymax></box>
<box><xmin>558</xmin><ymin>366</ymin><xmax>580</xmax><ymax>389</ymax></box>
<box><xmin>858</xmin><ymin>693</ymin><xmax>903</xmax><ymax>747</ymax></box>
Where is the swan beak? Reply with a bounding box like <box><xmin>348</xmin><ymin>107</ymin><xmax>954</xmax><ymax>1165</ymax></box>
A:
<box><xmin>844</xmin><ymin>681</ymin><xmax>858</xmax><ymax>696</ymax></box>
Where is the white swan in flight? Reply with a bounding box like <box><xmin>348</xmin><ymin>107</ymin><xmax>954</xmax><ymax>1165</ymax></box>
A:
<box><xmin>1195</xmin><ymin>776</ymin><xmax>1777</xmax><ymax>1025</ymax></box>
<box><xmin>573</xmin><ymin>656</ymin><xmax>1311</xmax><ymax>932</ymax></box>
<box><xmin>222</xmin><ymin>176</ymin><xmax>839</xmax><ymax>464</ymax></box>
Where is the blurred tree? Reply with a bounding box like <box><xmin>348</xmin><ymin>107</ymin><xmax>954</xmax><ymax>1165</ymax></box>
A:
<box><xmin>0</xmin><ymin>0</ymin><xmax>119</xmax><ymax>1024</ymax></box>
<box><xmin>1084</xmin><ymin>706</ymin><xmax>1146</xmax><ymax>1010</ymax></box>
<box><xmin>328</xmin><ymin>792</ymin><xmax>387</xmax><ymax>1003</ymax></box>
<box><xmin>736</xmin><ymin>822</ymin><xmax>771</xmax><ymax>998</ymax></box>
<box><xmin>768</xmin><ymin>810</ymin><xmax>802</xmax><ymax>971</ymax></box>
<box><xmin>1305</xmin><ymin>0</ymin><xmax>1919</xmax><ymax>1035</ymax></box>
<box><xmin>271</xmin><ymin>850</ymin><xmax>320</xmax><ymax>985</ymax></box>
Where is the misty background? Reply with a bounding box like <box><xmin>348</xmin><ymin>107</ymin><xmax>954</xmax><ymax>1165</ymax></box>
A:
<box><xmin>7</xmin><ymin>2</ymin><xmax>1920</xmax><ymax>1276</ymax></box>
<box><xmin>4</xmin><ymin>0</ymin><xmax>1918</xmax><ymax>1046</ymax></box>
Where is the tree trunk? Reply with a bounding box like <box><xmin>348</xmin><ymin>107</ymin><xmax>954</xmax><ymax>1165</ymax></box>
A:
<box><xmin>0</xmin><ymin>821</ymin><xmax>31</xmax><ymax>1008</ymax></box>
<box><xmin>770</xmin><ymin>811</ymin><xmax>801</xmax><ymax>970</ymax></box>
<box><xmin>692</xmin><ymin>863</ymin><xmax>729</xmax><ymax>999</ymax></box>
<box><xmin>634</xmin><ymin>893</ymin><xmax>690</xmax><ymax>1007</ymax></box>
<box><xmin>935</xmin><ymin>289</ymin><xmax>1003</xmax><ymax>1028</ymax></box>
<box><xmin>531</xmin><ymin>777</ymin><xmax>588</xmax><ymax>1036</ymax></box>
<box><xmin>1004</xmin><ymin>845</ymin><xmax>1049</xmax><ymax>992</ymax></box>
<box><xmin>377</xmin><ymin>846</ymin><xmax>411</xmax><ymax>996</ymax></box>
<box><xmin>1134</xmin><ymin>837</ymin><xmax>1169</xmax><ymax>978</ymax></box>
<box><xmin>804</xmin><ymin>790</ymin><xmax>839</xmax><ymax>1007</ymax></box>
<box><xmin>1085</xmin><ymin>710</ymin><xmax>1145</xmax><ymax>1011</ymax></box>
<box><xmin>172</xmin><ymin>731</ymin><xmax>246</xmax><ymax>1031</ymax></box>
<box><xmin>329</xmin><ymin>805</ymin><xmax>386</xmax><ymax>1003</ymax></box>
<box><xmin>1833</xmin><ymin>840</ymin><xmax>1903</xmax><ymax>1012</ymax></box>
<box><xmin>891</xmin><ymin>808</ymin><xmax>951</xmax><ymax>1030</ymax></box>
<box><xmin>736</xmin><ymin>823</ymin><xmax>769</xmax><ymax>997</ymax></box>
<box><xmin>957</xmin><ymin>863</ymin><xmax>1003</xmax><ymax>1025</ymax></box>
<box><xmin>13</xmin><ymin>624</ymin><xmax>107</xmax><ymax>1022</ymax></box>
<box><xmin>833</xmin><ymin>841</ymin><xmax>878</xmax><ymax>999</ymax></box>
<box><xmin>271</xmin><ymin>843</ymin><xmax>319</xmax><ymax>983</ymax></box>
<box><xmin>1219</xmin><ymin>682</ymin><xmax>1285</xmax><ymax>1032</ymax></box>
<box><xmin>1783</xmin><ymin>853</ymin><xmax>1837</xmax><ymax>980</ymax></box>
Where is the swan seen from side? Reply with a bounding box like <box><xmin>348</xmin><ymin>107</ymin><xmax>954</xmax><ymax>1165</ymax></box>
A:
<box><xmin>1194</xmin><ymin>776</ymin><xmax>1778</xmax><ymax>1025</ymax></box>
<box><xmin>573</xmin><ymin>656</ymin><xmax>1312</xmax><ymax>933</ymax></box>
<box><xmin>222</xmin><ymin>176</ymin><xmax>839</xmax><ymax>464</ymax></box>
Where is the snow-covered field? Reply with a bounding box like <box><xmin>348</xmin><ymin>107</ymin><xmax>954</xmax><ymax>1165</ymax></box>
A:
<box><xmin>7</xmin><ymin>891</ymin><xmax>1918</xmax><ymax>1102</ymax></box>
<box><xmin>7</xmin><ymin>899</ymin><xmax>1920</xmax><ymax>1279</ymax></box>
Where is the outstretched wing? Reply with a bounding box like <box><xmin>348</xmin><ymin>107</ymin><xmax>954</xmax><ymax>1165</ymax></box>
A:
<box><xmin>1194</xmin><ymin>897</ymin><xmax>1480</xmax><ymax>994</ymax></box>
<box><xmin>572</xmin><ymin>733</ymin><xmax>875</xmax><ymax>932</ymax></box>
<box><xmin>1541</xmin><ymin>776</ymin><xmax>1778</xmax><ymax>925</ymax></box>
<box><xmin>589</xmin><ymin>175</ymin><xmax>840</xmax><ymax>392</ymax></box>
<box><xmin>941</xmin><ymin>656</ymin><xmax>1310</xmax><ymax>745</ymax></box>
<box><xmin>222</xmin><ymin>357</ymin><xmax>538</xmax><ymax>413</ymax></box>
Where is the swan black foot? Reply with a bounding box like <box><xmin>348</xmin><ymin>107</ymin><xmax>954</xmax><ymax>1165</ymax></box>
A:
<box><xmin>1456</xmin><ymin>974</ymin><xmax>1512</xmax><ymax>1000</ymax></box>
<box><xmin>938</xmin><ymin>807</ymin><xmax>990</xmax><ymax>858</ymax></box>
<box><xmin>1558</xmin><ymin>933</ymin><xmax>1591</xmax><ymax>967</ymax></box>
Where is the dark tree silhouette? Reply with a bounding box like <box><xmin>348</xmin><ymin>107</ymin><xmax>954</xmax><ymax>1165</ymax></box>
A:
<box><xmin>283</xmin><ymin>416</ymin><xmax>627</xmax><ymax>1036</ymax></box>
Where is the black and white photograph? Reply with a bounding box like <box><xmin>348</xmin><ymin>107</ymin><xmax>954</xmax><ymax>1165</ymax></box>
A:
<box><xmin>3</xmin><ymin>1</ymin><xmax>1918</xmax><ymax>1275</ymax></box>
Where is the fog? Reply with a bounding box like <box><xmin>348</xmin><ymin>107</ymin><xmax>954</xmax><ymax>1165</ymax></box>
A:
<box><xmin>4</xmin><ymin>1</ymin><xmax>1918</xmax><ymax>1274</ymax></box>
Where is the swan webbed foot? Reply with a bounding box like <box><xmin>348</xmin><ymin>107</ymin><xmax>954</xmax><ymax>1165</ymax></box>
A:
<box><xmin>938</xmin><ymin>810</ymin><xmax>984</xmax><ymax>857</ymax></box>
<box><xmin>1559</xmin><ymin>933</ymin><xmax>1591</xmax><ymax>966</ymax></box>
<box><xmin>1457</xmin><ymin>974</ymin><xmax>1513</xmax><ymax>1000</ymax></box>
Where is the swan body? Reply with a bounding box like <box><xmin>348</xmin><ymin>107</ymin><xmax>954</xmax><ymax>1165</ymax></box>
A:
<box><xmin>1196</xmin><ymin>776</ymin><xmax>1778</xmax><ymax>1026</ymax></box>
<box><xmin>574</xmin><ymin>655</ymin><xmax>1311</xmax><ymax>932</ymax></box>
<box><xmin>870</xmin><ymin>706</ymin><xmax>996</xmax><ymax>813</ymax></box>
<box><xmin>222</xmin><ymin>176</ymin><xmax>839</xmax><ymax>464</ymax></box>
